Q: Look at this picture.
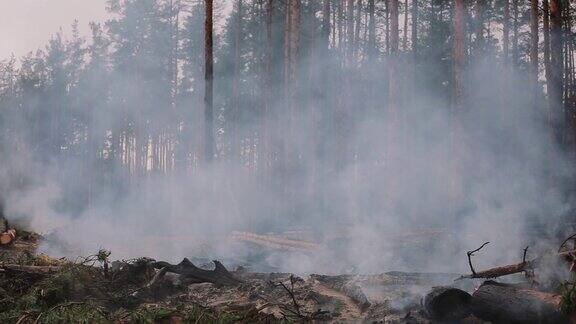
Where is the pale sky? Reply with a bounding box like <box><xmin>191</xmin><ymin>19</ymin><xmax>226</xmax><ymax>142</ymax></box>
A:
<box><xmin>0</xmin><ymin>0</ymin><xmax>109</xmax><ymax>59</ymax></box>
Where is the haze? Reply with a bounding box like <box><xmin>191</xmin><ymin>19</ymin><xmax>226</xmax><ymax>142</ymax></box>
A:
<box><xmin>0</xmin><ymin>0</ymin><xmax>109</xmax><ymax>58</ymax></box>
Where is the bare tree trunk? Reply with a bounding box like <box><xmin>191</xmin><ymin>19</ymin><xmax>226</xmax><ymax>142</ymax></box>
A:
<box><xmin>543</xmin><ymin>0</ymin><xmax>552</xmax><ymax>120</ymax></box>
<box><xmin>454</xmin><ymin>0</ymin><xmax>465</xmax><ymax>109</ymax></box>
<box><xmin>338</xmin><ymin>0</ymin><xmax>344</xmax><ymax>52</ymax></box>
<box><xmin>284</xmin><ymin>0</ymin><xmax>301</xmax><ymax>160</ymax></box>
<box><xmin>388</xmin><ymin>0</ymin><xmax>399</xmax><ymax>158</ymax></box>
<box><xmin>530</xmin><ymin>0</ymin><xmax>540</xmax><ymax>100</ymax></box>
<box><xmin>261</xmin><ymin>0</ymin><xmax>273</xmax><ymax>181</ymax></box>
<box><xmin>385</xmin><ymin>0</ymin><xmax>390</xmax><ymax>54</ymax></box>
<box><xmin>368</xmin><ymin>0</ymin><xmax>376</xmax><ymax>58</ymax></box>
<box><xmin>550</xmin><ymin>0</ymin><xmax>564</xmax><ymax>131</ymax></box>
<box><xmin>475</xmin><ymin>0</ymin><xmax>485</xmax><ymax>57</ymax></box>
<box><xmin>411</xmin><ymin>0</ymin><xmax>418</xmax><ymax>58</ymax></box>
<box><xmin>323</xmin><ymin>0</ymin><xmax>331</xmax><ymax>51</ymax></box>
<box><xmin>451</xmin><ymin>0</ymin><xmax>466</xmax><ymax>217</ymax></box>
<box><xmin>389</xmin><ymin>0</ymin><xmax>399</xmax><ymax>108</ymax></box>
<box><xmin>204</xmin><ymin>0</ymin><xmax>215</xmax><ymax>163</ymax></box>
<box><xmin>353</xmin><ymin>0</ymin><xmax>362</xmax><ymax>59</ymax></box>
<box><xmin>347</xmin><ymin>0</ymin><xmax>355</xmax><ymax>63</ymax></box>
<box><xmin>512</xmin><ymin>0</ymin><xmax>519</xmax><ymax>65</ymax></box>
<box><xmin>232</xmin><ymin>0</ymin><xmax>243</xmax><ymax>163</ymax></box>
<box><xmin>403</xmin><ymin>0</ymin><xmax>409</xmax><ymax>51</ymax></box>
<box><xmin>503</xmin><ymin>0</ymin><xmax>510</xmax><ymax>64</ymax></box>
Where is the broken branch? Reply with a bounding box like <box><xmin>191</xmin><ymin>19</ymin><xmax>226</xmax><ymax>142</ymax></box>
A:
<box><xmin>467</xmin><ymin>242</ymin><xmax>490</xmax><ymax>275</ymax></box>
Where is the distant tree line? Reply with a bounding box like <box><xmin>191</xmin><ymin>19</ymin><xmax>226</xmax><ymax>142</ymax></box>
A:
<box><xmin>0</xmin><ymin>0</ymin><xmax>574</xmax><ymax>216</ymax></box>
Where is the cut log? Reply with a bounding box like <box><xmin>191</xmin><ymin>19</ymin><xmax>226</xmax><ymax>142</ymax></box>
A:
<box><xmin>423</xmin><ymin>286</ymin><xmax>472</xmax><ymax>321</ymax></box>
<box><xmin>472</xmin><ymin>280</ymin><xmax>568</xmax><ymax>323</ymax></box>
<box><xmin>0</xmin><ymin>229</ymin><xmax>16</xmax><ymax>245</ymax></box>
<box><xmin>457</xmin><ymin>259</ymin><xmax>538</xmax><ymax>280</ymax></box>
<box><xmin>152</xmin><ymin>258</ymin><xmax>241</xmax><ymax>287</ymax></box>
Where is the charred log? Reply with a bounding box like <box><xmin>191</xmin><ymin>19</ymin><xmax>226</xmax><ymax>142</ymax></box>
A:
<box><xmin>152</xmin><ymin>258</ymin><xmax>241</xmax><ymax>287</ymax></box>
<box><xmin>423</xmin><ymin>286</ymin><xmax>472</xmax><ymax>321</ymax></box>
<box><xmin>471</xmin><ymin>280</ymin><xmax>568</xmax><ymax>323</ymax></box>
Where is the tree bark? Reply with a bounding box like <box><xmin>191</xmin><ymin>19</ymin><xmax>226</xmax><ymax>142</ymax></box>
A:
<box><xmin>354</xmin><ymin>0</ymin><xmax>363</xmax><ymax>60</ymax></box>
<box><xmin>550</xmin><ymin>0</ymin><xmax>564</xmax><ymax>130</ymax></box>
<box><xmin>388</xmin><ymin>0</ymin><xmax>399</xmax><ymax>117</ymax></box>
<box><xmin>284</xmin><ymin>0</ymin><xmax>300</xmax><ymax>165</ymax></box>
<box><xmin>204</xmin><ymin>0</ymin><xmax>215</xmax><ymax>162</ymax></box>
<box><xmin>368</xmin><ymin>0</ymin><xmax>376</xmax><ymax>59</ymax></box>
<box><xmin>261</xmin><ymin>0</ymin><xmax>273</xmax><ymax>181</ymax></box>
<box><xmin>475</xmin><ymin>0</ymin><xmax>485</xmax><ymax>57</ymax></box>
<box><xmin>453</xmin><ymin>0</ymin><xmax>465</xmax><ymax>109</ymax></box>
<box><xmin>512</xmin><ymin>0</ymin><xmax>519</xmax><ymax>65</ymax></box>
<box><xmin>347</xmin><ymin>0</ymin><xmax>355</xmax><ymax>63</ymax></box>
<box><xmin>411</xmin><ymin>0</ymin><xmax>418</xmax><ymax>59</ymax></box>
<box><xmin>503</xmin><ymin>0</ymin><xmax>510</xmax><ymax>64</ymax></box>
<box><xmin>530</xmin><ymin>0</ymin><xmax>540</xmax><ymax>99</ymax></box>
<box><xmin>424</xmin><ymin>287</ymin><xmax>472</xmax><ymax>321</ymax></box>
<box><xmin>232</xmin><ymin>0</ymin><xmax>243</xmax><ymax>163</ymax></box>
<box><xmin>472</xmin><ymin>281</ymin><xmax>568</xmax><ymax>324</ymax></box>
<box><xmin>543</xmin><ymin>0</ymin><xmax>552</xmax><ymax>121</ymax></box>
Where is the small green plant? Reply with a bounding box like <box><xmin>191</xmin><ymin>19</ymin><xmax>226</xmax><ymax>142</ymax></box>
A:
<box><xmin>560</xmin><ymin>282</ymin><xmax>576</xmax><ymax>314</ymax></box>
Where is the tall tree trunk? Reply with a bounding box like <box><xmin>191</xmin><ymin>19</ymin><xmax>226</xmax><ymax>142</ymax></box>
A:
<box><xmin>389</xmin><ymin>0</ymin><xmax>399</xmax><ymax>107</ymax></box>
<box><xmin>475</xmin><ymin>0</ymin><xmax>485</xmax><ymax>57</ymax></box>
<box><xmin>232</xmin><ymin>0</ymin><xmax>243</xmax><ymax>163</ymax></box>
<box><xmin>403</xmin><ymin>0</ymin><xmax>409</xmax><ymax>51</ymax></box>
<box><xmin>530</xmin><ymin>0</ymin><xmax>540</xmax><ymax>100</ymax></box>
<box><xmin>543</xmin><ymin>0</ymin><xmax>552</xmax><ymax>121</ymax></box>
<box><xmin>338</xmin><ymin>0</ymin><xmax>344</xmax><ymax>55</ymax></box>
<box><xmin>347</xmin><ymin>0</ymin><xmax>355</xmax><ymax>63</ymax></box>
<box><xmin>512</xmin><ymin>0</ymin><xmax>519</xmax><ymax>65</ymax></box>
<box><xmin>284</xmin><ymin>0</ymin><xmax>301</xmax><ymax>156</ymax></box>
<box><xmin>385</xmin><ymin>0</ymin><xmax>390</xmax><ymax>54</ymax></box>
<box><xmin>550</xmin><ymin>0</ymin><xmax>564</xmax><ymax>130</ymax></box>
<box><xmin>411</xmin><ymin>0</ymin><xmax>418</xmax><ymax>58</ymax></box>
<box><xmin>388</xmin><ymin>0</ymin><xmax>399</xmax><ymax>152</ymax></box>
<box><xmin>204</xmin><ymin>0</ymin><xmax>215</xmax><ymax>162</ymax></box>
<box><xmin>451</xmin><ymin>0</ymin><xmax>466</xmax><ymax>218</ymax></box>
<box><xmin>368</xmin><ymin>0</ymin><xmax>376</xmax><ymax>58</ymax></box>
<box><xmin>323</xmin><ymin>0</ymin><xmax>331</xmax><ymax>52</ymax></box>
<box><xmin>261</xmin><ymin>0</ymin><xmax>273</xmax><ymax>180</ymax></box>
<box><xmin>503</xmin><ymin>0</ymin><xmax>510</xmax><ymax>64</ymax></box>
<box><xmin>354</xmin><ymin>0</ymin><xmax>363</xmax><ymax>60</ymax></box>
<box><xmin>454</xmin><ymin>0</ymin><xmax>465</xmax><ymax>109</ymax></box>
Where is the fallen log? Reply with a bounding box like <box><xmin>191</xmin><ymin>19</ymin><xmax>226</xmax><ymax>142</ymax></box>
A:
<box><xmin>231</xmin><ymin>231</ymin><xmax>319</xmax><ymax>252</ymax></box>
<box><xmin>472</xmin><ymin>280</ymin><xmax>569</xmax><ymax>324</ymax></box>
<box><xmin>423</xmin><ymin>286</ymin><xmax>472</xmax><ymax>321</ymax></box>
<box><xmin>0</xmin><ymin>229</ymin><xmax>16</xmax><ymax>245</ymax></box>
<box><xmin>457</xmin><ymin>259</ymin><xmax>538</xmax><ymax>280</ymax></box>
<box><xmin>152</xmin><ymin>258</ymin><xmax>241</xmax><ymax>287</ymax></box>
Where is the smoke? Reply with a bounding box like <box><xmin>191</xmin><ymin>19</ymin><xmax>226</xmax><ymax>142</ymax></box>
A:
<box><xmin>0</xmin><ymin>1</ymin><xmax>574</xmax><ymax>278</ymax></box>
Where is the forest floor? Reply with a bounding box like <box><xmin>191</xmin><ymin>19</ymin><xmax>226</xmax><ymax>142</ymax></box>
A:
<box><xmin>0</xmin><ymin>231</ymin><xmax>492</xmax><ymax>323</ymax></box>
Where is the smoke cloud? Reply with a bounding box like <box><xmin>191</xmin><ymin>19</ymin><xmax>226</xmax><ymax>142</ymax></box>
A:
<box><xmin>0</xmin><ymin>1</ymin><xmax>573</xmax><ymax>278</ymax></box>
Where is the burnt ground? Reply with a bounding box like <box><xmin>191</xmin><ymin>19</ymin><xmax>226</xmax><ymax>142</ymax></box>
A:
<box><xmin>0</xmin><ymin>233</ymin><xmax>490</xmax><ymax>323</ymax></box>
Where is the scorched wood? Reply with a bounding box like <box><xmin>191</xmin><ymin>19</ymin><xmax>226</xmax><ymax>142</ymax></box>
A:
<box><xmin>152</xmin><ymin>258</ymin><xmax>241</xmax><ymax>287</ymax></box>
<box><xmin>472</xmin><ymin>280</ymin><xmax>568</xmax><ymax>323</ymax></box>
